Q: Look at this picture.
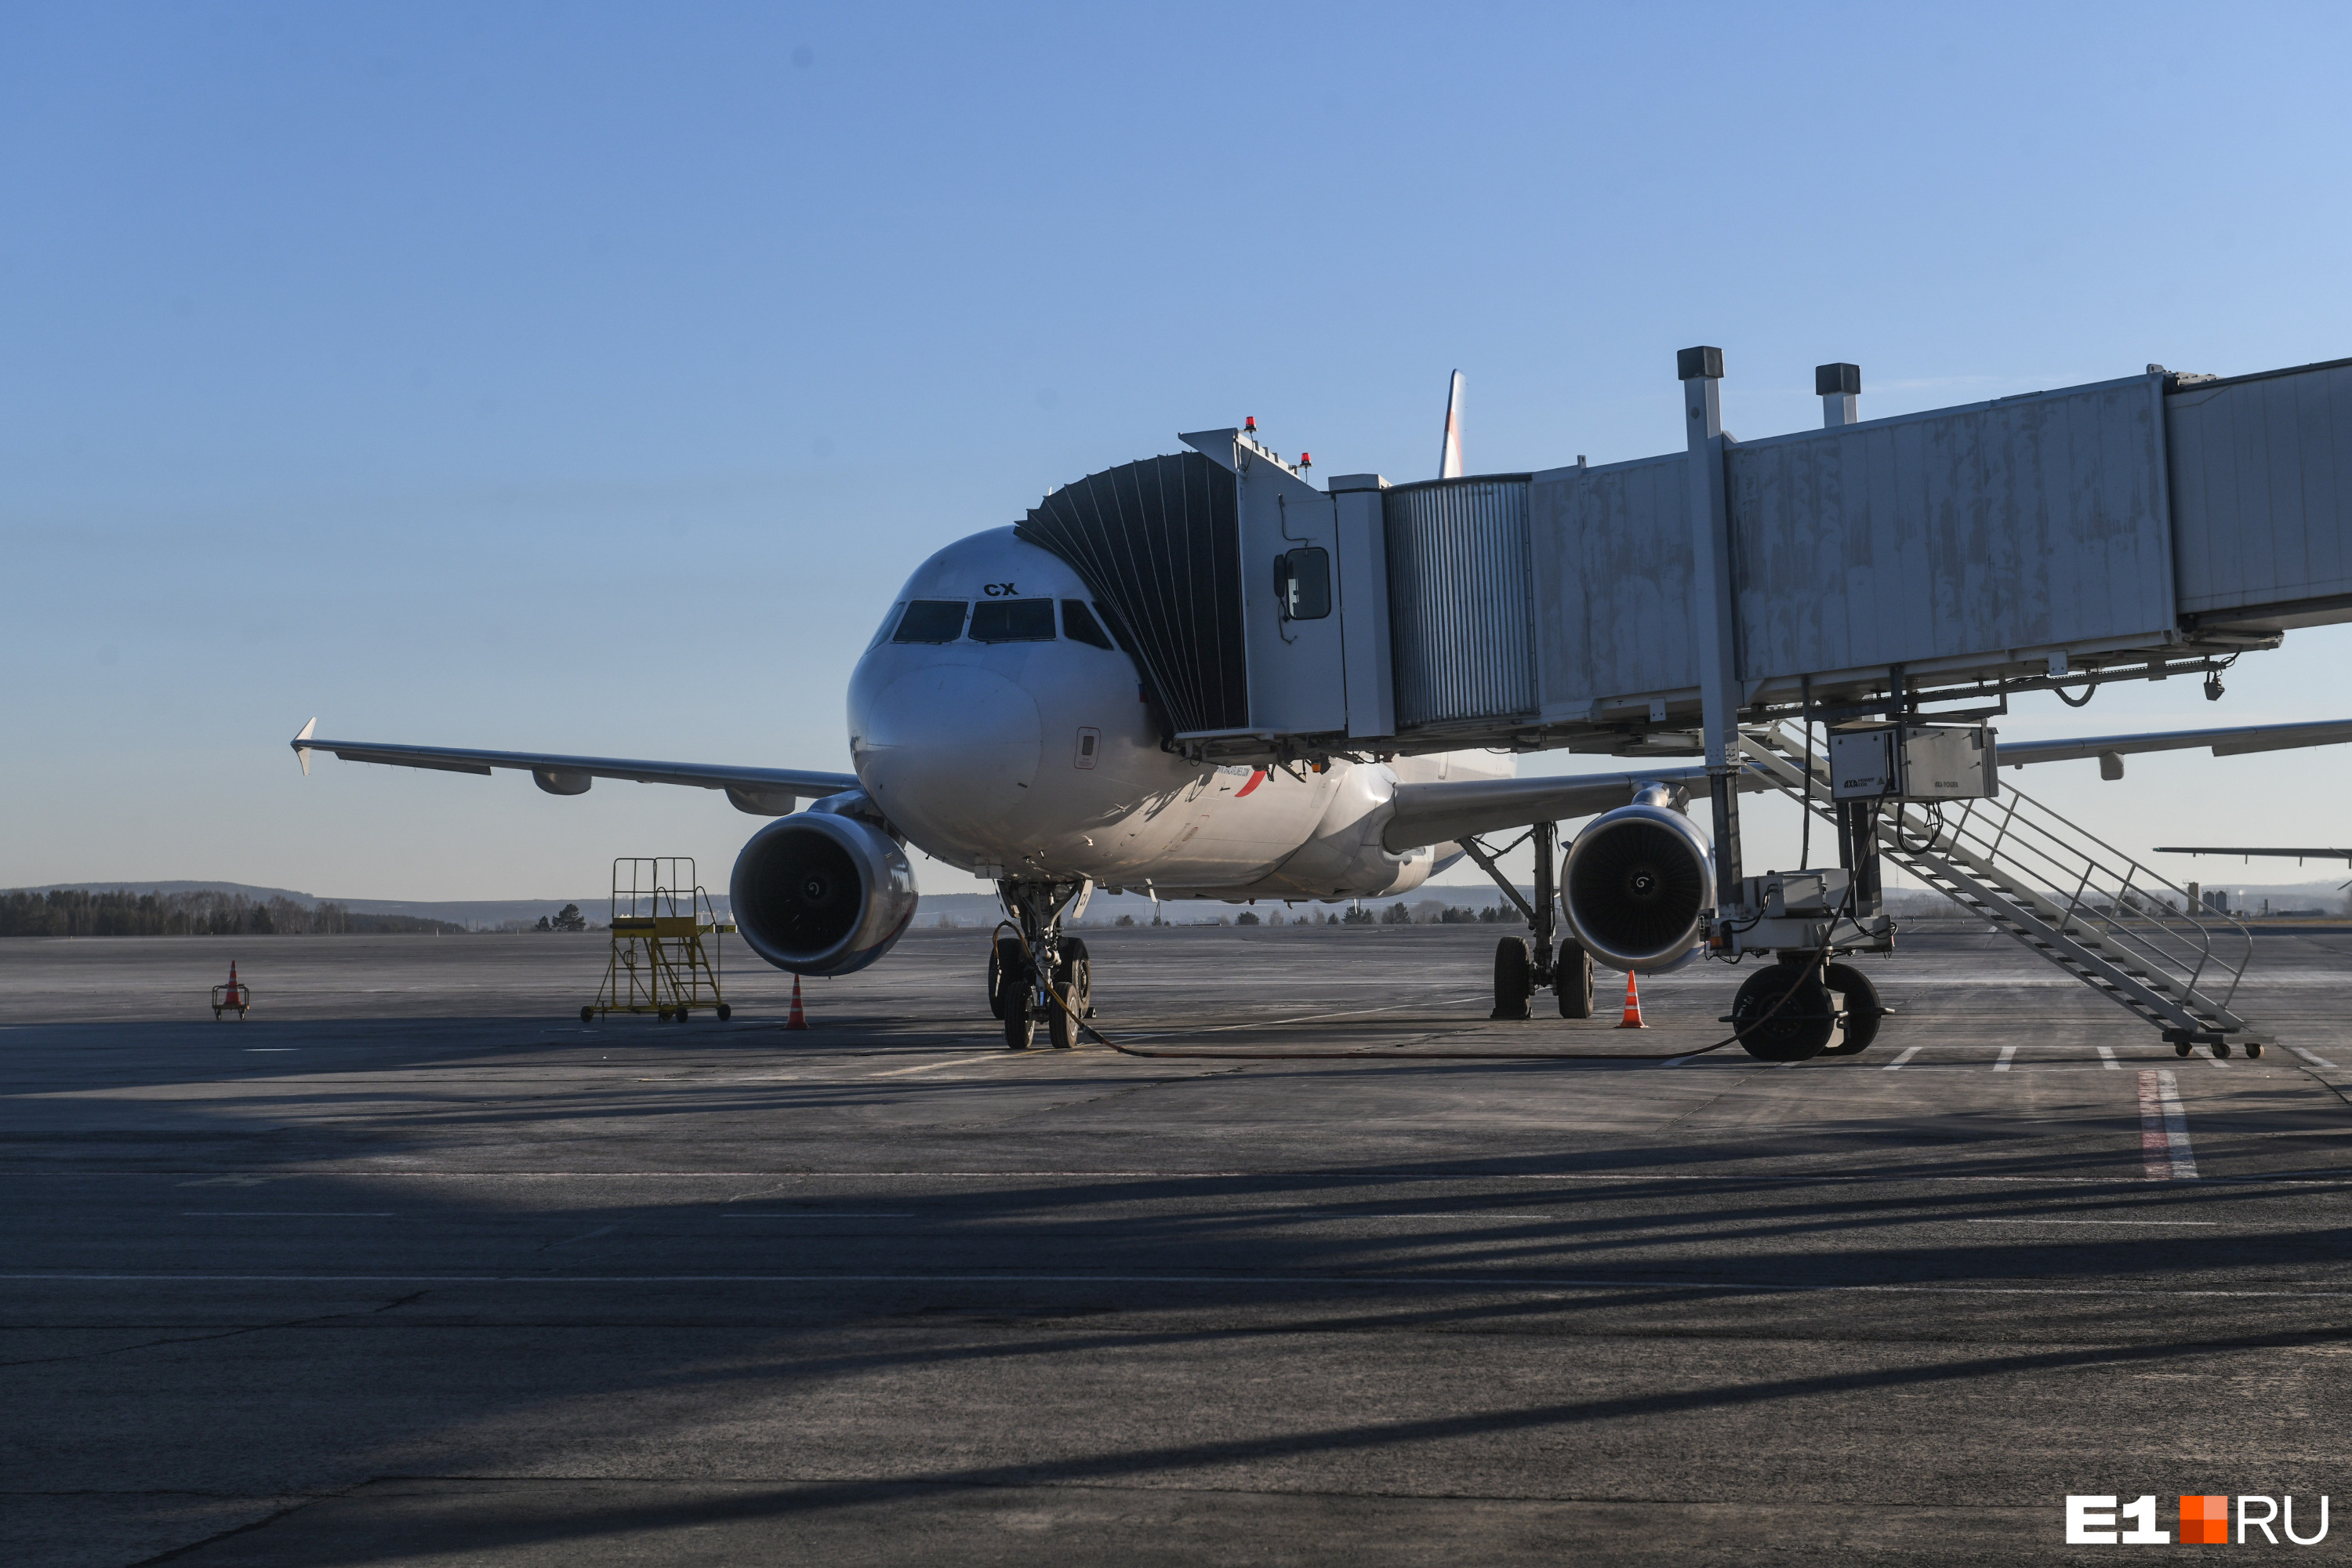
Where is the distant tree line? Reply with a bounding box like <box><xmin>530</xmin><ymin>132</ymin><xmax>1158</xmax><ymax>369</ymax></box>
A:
<box><xmin>0</xmin><ymin>889</ymin><xmax>468</xmax><ymax>938</ymax></box>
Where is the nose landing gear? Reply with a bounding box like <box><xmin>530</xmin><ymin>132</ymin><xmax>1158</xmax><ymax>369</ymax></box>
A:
<box><xmin>990</xmin><ymin>877</ymin><xmax>1094</xmax><ymax>1050</ymax></box>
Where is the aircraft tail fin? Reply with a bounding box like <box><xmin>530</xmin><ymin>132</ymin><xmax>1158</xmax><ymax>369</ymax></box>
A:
<box><xmin>1439</xmin><ymin>370</ymin><xmax>1465</xmax><ymax>479</ymax></box>
<box><xmin>294</xmin><ymin>717</ymin><xmax>317</xmax><ymax>776</ymax></box>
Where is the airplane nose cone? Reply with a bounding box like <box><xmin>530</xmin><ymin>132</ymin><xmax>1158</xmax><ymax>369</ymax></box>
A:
<box><xmin>856</xmin><ymin>665</ymin><xmax>1045</xmax><ymax>855</ymax></box>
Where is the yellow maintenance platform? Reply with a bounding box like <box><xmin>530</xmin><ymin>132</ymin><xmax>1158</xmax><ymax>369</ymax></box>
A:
<box><xmin>582</xmin><ymin>857</ymin><xmax>735</xmax><ymax>1023</ymax></box>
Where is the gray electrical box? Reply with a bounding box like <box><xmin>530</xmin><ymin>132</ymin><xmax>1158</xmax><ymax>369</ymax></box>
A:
<box><xmin>1829</xmin><ymin>724</ymin><xmax>1998</xmax><ymax>801</ymax></box>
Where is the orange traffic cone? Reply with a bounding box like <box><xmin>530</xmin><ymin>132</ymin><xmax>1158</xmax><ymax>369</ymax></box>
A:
<box><xmin>1614</xmin><ymin>970</ymin><xmax>1645</xmax><ymax>1029</ymax></box>
<box><xmin>785</xmin><ymin>975</ymin><xmax>809</xmax><ymax>1031</ymax></box>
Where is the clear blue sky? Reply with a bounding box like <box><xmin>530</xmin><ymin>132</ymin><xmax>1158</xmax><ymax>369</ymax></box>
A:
<box><xmin>7</xmin><ymin>2</ymin><xmax>2351</xmax><ymax>902</ymax></box>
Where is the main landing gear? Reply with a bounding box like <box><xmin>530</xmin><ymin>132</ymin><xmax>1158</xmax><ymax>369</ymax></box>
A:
<box><xmin>1461</xmin><ymin>821</ymin><xmax>1595</xmax><ymax>1022</ymax></box>
<box><xmin>989</xmin><ymin>879</ymin><xmax>1094</xmax><ymax>1050</ymax></box>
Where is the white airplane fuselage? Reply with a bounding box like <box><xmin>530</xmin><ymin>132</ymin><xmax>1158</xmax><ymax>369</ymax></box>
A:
<box><xmin>848</xmin><ymin>528</ymin><xmax>1507</xmax><ymax>901</ymax></box>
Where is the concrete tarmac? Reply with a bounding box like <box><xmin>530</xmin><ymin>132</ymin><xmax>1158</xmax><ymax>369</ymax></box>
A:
<box><xmin>5</xmin><ymin>922</ymin><xmax>2351</xmax><ymax>1565</ymax></box>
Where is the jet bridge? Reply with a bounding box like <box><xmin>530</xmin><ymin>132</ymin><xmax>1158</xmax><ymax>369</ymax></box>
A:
<box><xmin>1018</xmin><ymin>352</ymin><xmax>2352</xmax><ymax>766</ymax></box>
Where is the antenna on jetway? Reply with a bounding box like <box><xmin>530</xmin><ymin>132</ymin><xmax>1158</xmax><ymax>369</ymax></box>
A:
<box><xmin>1439</xmin><ymin>370</ymin><xmax>1465</xmax><ymax>478</ymax></box>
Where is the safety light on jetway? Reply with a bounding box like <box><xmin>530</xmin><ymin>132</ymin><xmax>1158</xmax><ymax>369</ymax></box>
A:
<box><xmin>1243</xmin><ymin>416</ymin><xmax>1257</xmax><ymax>434</ymax></box>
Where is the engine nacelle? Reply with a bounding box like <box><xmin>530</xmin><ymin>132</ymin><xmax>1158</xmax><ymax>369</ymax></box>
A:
<box><xmin>729</xmin><ymin>808</ymin><xmax>917</xmax><ymax>976</ymax></box>
<box><xmin>1562</xmin><ymin>790</ymin><xmax>1712</xmax><ymax>972</ymax></box>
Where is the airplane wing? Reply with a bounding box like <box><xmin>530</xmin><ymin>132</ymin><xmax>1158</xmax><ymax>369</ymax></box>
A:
<box><xmin>2153</xmin><ymin>846</ymin><xmax>2352</xmax><ymax>863</ymax></box>
<box><xmin>1994</xmin><ymin>716</ymin><xmax>2352</xmax><ymax>765</ymax></box>
<box><xmin>289</xmin><ymin>720</ymin><xmax>858</xmax><ymax>817</ymax></box>
<box><xmin>1383</xmin><ymin>715</ymin><xmax>2352</xmax><ymax>852</ymax></box>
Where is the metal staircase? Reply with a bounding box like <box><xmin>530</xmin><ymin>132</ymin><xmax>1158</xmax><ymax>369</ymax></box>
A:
<box><xmin>1742</xmin><ymin>724</ymin><xmax>2268</xmax><ymax>1054</ymax></box>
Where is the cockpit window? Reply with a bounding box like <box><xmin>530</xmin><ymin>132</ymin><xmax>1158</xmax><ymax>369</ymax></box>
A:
<box><xmin>867</xmin><ymin>602</ymin><xmax>906</xmax><ymax>650</ymax></box>
<box><xmin>967</xmin><ymin>597</ymin><xmax>1055</xmax><ymax>643</ymax></box>
<box><xmin>891</xmin><ymin>599</ymin><xmax>967</xmax><ymax>644</ymax></box>
<box><xmin>1062</xmin><ymin>600</ymin><xmax>1114</xmax><ymax>649</ymax></box>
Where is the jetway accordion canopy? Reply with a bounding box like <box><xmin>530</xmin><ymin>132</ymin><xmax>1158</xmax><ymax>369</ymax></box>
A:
<box><xmin>1016</xmin><ymin>452</ymin><xmax>1249</xmax><ymax>737</ymax></box>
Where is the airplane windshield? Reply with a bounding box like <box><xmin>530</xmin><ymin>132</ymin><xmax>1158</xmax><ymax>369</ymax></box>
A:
<box><xmin>891</xmin><ymin>600</ymin><xmax>967</xmax><ymax>643</ymax></box>
<box><xmin>1062</xmin><ymin>601</ymin><xmax>1114</xmax><ymax>649</ymax></box>
<box><xmin>968</xmin><ymin>599</ymin><xmax>1055</xmax><ymax>643</ymax></box>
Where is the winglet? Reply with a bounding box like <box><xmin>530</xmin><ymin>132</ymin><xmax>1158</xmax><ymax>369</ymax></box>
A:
<box><xmin>1439</xmin><ymin>369</ymin><xmax>1465</xmax><ymax>479</ymax></box>
<box><xmin>293</xmin><ymin>717</ymin><xmax>317</xmax><ymax>777</ymax></box>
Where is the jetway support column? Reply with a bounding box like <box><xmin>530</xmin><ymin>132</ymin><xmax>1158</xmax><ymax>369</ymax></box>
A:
<box><xmin>1679</xmin><ymin>346</ymin><xmax>1744</xmax><ymax>912</ymax></box>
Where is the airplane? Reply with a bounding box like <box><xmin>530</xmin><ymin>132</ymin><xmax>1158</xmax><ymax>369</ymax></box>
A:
<box><xmin>289</xmin><ymin>380</ymin><xmax>2352</xmax><ymax>1054</ymax></box>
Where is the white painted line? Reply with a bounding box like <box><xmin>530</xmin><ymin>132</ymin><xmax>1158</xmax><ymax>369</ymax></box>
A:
<box><xmin>720</xmin><ymin>1212</ymin><xmax>916</xmax><ymax>1219</ymax></box>
<box><xmin>11</xmin><ymin>1271</ymin><xmax>2352</xmax><ymax>1301</ymax></box>
<box><xmin>1994</xmin><ymin>1045</ymin><xmax>2017</xmax><ymax>1072</ymax></box>
<box><xmin>1963</xmin><ymin>1218</ymin><xmax>2219</xmax><ymax>1227</ymax></box>
<box><xmin>2293</xmin><ymin>1046</ymin><xmax>2343</xmax><ymax>1071</ymax></box>
<box><xmin>2098</xmin><ymin>1046</ymin><xmax>2121</xmax><ymax>1070</ymax></box>
<box><xmin>1883</xmin><ymin>1046</ymin><xmax>1922</xmax><ymax>1069</ymax></box>
<box><xmin>1115</xmin><ymin>994</ymin><xmax>1486</xmax><ymax>1042</ymax></box>
<box><xmin>2140</xmin><ymin>1069</ymin><xmax>2198</xmax><ymax>1180</ymax></box>
<box><xmin>182</xmin><ymin>1212</ymin><xmax>398</xmax><ymax>1218</ymax></box>
<box><xmin>869</xmin><ymin>1054</ymin><xmax>1016</xmax><ymax>1077</ymax></box>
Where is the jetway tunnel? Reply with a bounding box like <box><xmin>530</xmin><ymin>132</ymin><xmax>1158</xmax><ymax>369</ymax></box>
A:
<box><xmin>1015</xmin><ymin>354</ymin><xmax>2352</xmax><ymax>765</ymax></box>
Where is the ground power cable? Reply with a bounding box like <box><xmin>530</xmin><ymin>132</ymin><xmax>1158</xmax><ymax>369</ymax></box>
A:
<box><xmin>993</xmin><ymin>892</ymin><xmax>1862</xmax><ymax>1064</ymax></box>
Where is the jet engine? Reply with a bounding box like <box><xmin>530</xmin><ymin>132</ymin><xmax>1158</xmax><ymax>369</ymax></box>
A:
<box><xmin>1561</xmin><ymin>786</ymin><xmax>1712</xmax><ymax>972</ymax></box>
<box><xmin>729</xmin><ymin>808</ymin><xmax>918</xmax><ymax>977</ymax></box>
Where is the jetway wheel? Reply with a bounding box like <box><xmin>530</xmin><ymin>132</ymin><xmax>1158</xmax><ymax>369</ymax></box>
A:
<box><xmin>1558</xmin><ymin>945</ymin><xmax>1595</xmax><ymax>1020</ymax></box>
<box><xmin>1730</xmin><ymin>962</ymin><xmax>1835</xmax><ymax>1062</ymax></box>
<box><xmin>1820</xmin><ymin>963</ymin><xmax>1882</xmax><ymax>1055</ymax></box>
<box><xmin>1491</xmin><ymin>938</ymin><xmax>1533</xmax><ymax>1020</ymax></box>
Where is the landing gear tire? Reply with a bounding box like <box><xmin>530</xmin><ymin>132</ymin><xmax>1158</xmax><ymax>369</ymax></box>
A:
<box><xmin>1730</xmin><ymin>961</ymin><xmax>1837</xmax><ymax>1062</ymax></box>
<box><xmin>996</xmin><ymin>948</ymin><xmax>1036</xmax><ymax>1051</ymax></box>
<box><xmin>1821</xmin><ymin>962</ymin><xmax>1882</xmax><ymax>1056</ymax></box>
<box><xmin>1047</xmin><ymin>940</ymin><xmax>1092</xmax><ymax>1050</ymax></box>
<box><xmin>989</xmin><ymin>937</ymin><xmax>1023</xmax><ymax>1021</ymax></box>
<box><xmin>1491</xmin><ymin>938</ymin><xmax>1533</xmax><ymax>1020</ymax></box>
<box><xmin>1558</xmin><ymin>944</ymin><xmax>1595</xmax><ymax>1019</ymax></box>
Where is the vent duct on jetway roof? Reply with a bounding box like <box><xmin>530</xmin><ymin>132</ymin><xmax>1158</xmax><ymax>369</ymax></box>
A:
<box><xmin>1014</xmin><ymin>452</ymin><xmax>1249</xmax><ymax>738</ymax></box>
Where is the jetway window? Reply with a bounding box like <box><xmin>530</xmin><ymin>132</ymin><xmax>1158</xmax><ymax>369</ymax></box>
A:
<box><xmin>969</xmin><ymin>597</ymin><xmax>1056</xmax><ymax>643</ymax></box>
<box><xmin>1062</xmin><ymin>600</ymin><xmax>1115</xmax><ymax>649</ymax></box>
<box><xmin>891</xmin><ymin>600</ymin><xmax>967</xmax><ymax>644</ymax></box>
<box><xmin>1276</xmin><ymin>546</ymin><xmax>1330</xmax><ymax>620</ymax></box>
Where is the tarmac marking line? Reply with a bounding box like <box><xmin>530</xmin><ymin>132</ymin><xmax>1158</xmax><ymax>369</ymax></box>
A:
<box><xmin>180</xmin><ymin>1212</ymin><xmax>401</xmax><ymax>1218</ymax></box>
<box><xmin>2140</xmin><ymin>1069</ymin><xmax>2199</xmax><ymax>1181</ymax></box>
<box><xmin>2098</xmin><ymin>1046</ymin><xmax>2121</xmax><ymax>1070</ymax></box>
<box><xmin>1883</xmin><ymin>1046</ymin><xmax>1923</xmax><ymax>1070</ymax></box>
<box><xmin>2293</xmin><ymin>1046</ymin><xmax>2343</xmax><ymax>1071</ymax></box>
<box><xmin>1962</xmin><ymin>1218</ymin><xmax>2220</xmax><ymax>1227</ymax></box>
<box><xmin>1994</xmin><ymin>1045</ymin><xmax>2017</xmax><ymax>1073</ymax></box>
